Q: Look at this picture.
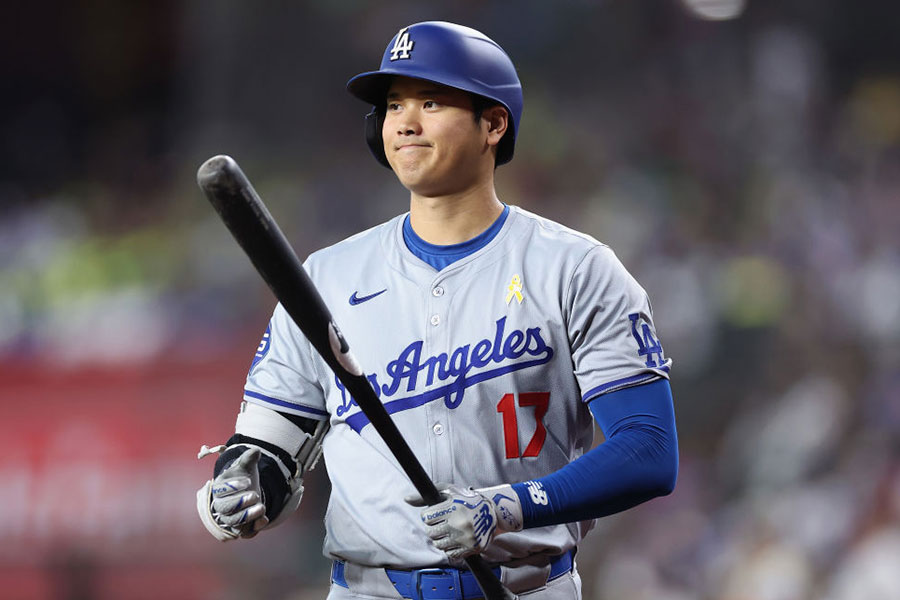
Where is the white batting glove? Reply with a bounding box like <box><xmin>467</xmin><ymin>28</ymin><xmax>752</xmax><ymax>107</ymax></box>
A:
<box><xmin>196</xmin><ymin>447</ymin><xmax>269</xmax><ymax>541</ymax></box>
<box><xmin>407</xmin><ymin>484</ymin><xmax>524</xmax><ymax>559</ymax></box>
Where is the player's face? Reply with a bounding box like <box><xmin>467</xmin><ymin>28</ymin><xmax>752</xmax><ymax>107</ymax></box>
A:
<box><xmin>382</xmin><ymin>77</ymin><xmax>496</xmax><ymax>198</ymax></box>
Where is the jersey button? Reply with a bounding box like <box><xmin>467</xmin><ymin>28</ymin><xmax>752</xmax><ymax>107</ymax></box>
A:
<box><xmin>432</xmin><ymin>423</ymin><xmax>444</xmax><ymax>435</ymax></box>
<box><xmin>430</xmin><ymin>314</ymin><xmax>441</xmax><ymax>326</ymax></box>
<box><xmin>432</xmin><ymin>286</ymin><xmax>444</xmax><ymax>297</ymax></box>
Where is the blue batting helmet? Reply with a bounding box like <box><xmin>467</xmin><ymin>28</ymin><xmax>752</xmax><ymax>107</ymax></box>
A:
<box><xmin>346</xmin><ymin>21</ymin><xmax>523</xmax><ymax>169</ymax></box>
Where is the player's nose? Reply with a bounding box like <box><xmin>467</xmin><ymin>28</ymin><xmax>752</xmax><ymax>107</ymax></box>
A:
<box><xmin>393</xmin><ymin>111</ymin><xmax>423</xmax><ymax>136</ymax></box>
<box><xmin>396</xmin><ymin>123</ymin><xmax>422</xmax><ymax>137</ymax></box>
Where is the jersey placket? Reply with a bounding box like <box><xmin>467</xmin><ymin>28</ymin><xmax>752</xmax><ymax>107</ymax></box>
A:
<box><xmin>423</xmin><ymin>275</ymin><xmax>454</xmax><ymax>485</ymax></box>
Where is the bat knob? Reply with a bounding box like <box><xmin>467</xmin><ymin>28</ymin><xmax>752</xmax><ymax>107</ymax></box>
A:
<box><xmin>197</xmin><ymin>154</ymin><xmax>242</xmax><ymax>191</ymax></box>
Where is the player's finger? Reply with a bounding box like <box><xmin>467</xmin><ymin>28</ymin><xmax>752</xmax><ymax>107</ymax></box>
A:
<box><xmin>432</xmin><ymin>535</ymin><xmax>459</xmax><ymax>552</ymax></box>
<box><xmin>436</xmin><ymin>540</ymin><xmax>470</xmax><ymax>560</ymax></box>
<box><xmin>216</xmin><ymin>502</ymin><xmax>266</xmax><ymax>527</ymax></box>
<box><xmin>211</xmin><ymin>477</ymin><xmax>252</xmax><ymax>498</ymax></box>
<box><xmin>447</xmin><ymin>547</ymin><xmax>471</xmax><ymax>560</ymax></box>
<box><xmin>232</xmin><ymin>447</ymin><xmax>261</xmax><ymax>473</ymax></box>
<box><xmin>211</xmin><ymin>490</ymin><xmax>261</xmax><ymax>516</ymax></box>
<box><xmin>217</xmin><ymin>448</ymin><xmax>261</xmax><ymax>482</ymax></box>
<box><xmin>420</xmin><ymin>502</ymin><xmax>455</xmax><ymax>526</ymax></box>
<box><xmin>423</xmin><ymin>522</ymin><xmax>451</xmax><ymax>542</ymax></box>
<box><xmin>238</xmin><ymin>515</ymin><xmax>269</xmax><ymax>538</ymax></box>
<box><xmin>252</xmin><ymin>515</ymin><xmax>270</xmax><ymax>532</ymax></box>
<box><xmin>422</xmin><ymin>511</ymin><xmax>451</xmax><ymax>526</ymax></box>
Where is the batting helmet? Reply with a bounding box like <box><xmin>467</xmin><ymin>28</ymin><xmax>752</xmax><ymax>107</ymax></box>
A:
<box><xmin>346</xmin><ymin>21</ymin><xmax>523</xmax><ymax>169</ymax></box>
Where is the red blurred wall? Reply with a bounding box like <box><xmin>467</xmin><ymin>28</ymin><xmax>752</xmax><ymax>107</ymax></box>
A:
<box><xmin>0</xmin><ymin>355</ymin><xmax>252</xmax><ymax>600</ymax></box>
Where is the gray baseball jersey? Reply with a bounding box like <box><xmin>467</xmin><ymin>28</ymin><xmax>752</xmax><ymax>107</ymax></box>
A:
<box><xmin>244</xmin><ymin>205</ymin><xmax>671</xmax><ymax>568</ymax></box>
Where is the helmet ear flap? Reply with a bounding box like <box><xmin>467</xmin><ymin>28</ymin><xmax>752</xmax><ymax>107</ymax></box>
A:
<box><xmin>365</xmin><ymin>109</ymin><xmax>392</xmax><ymax>170</ymax></box>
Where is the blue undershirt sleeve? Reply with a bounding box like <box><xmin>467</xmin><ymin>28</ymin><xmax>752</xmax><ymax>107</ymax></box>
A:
<box><xmin>511</xmin><ymin>378</ymin><xmax>678</xmax><ymax>528</ymax></box>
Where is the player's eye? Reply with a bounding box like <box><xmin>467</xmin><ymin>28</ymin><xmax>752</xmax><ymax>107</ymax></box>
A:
<box><xmin>423</xmin><ymin>100</ymin><xmax>439</xmax><ymax>109</ymax></box>
<box><xmin>386</xmin><ymin>102</ymin><xmax>401</xmax><ymax>112</ymax></box>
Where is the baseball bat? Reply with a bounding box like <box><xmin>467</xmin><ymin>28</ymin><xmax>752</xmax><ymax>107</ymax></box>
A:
<box><xmin>197</xmin><ymin>155</ymin><xmax>515</xmax><ymax>600</ymax></box>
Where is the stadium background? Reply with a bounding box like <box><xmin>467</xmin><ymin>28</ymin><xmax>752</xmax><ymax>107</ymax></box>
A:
<box><xmin>2</xmin><ymin>1</ymin><xmax>899</xmax><ymax>598</ymax></box>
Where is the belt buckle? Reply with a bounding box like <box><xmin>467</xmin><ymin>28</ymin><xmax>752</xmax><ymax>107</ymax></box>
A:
<box><xmin>413</xmin><ymin>567</ymin><xmax>462</xmax><ymax>600</ymax></box>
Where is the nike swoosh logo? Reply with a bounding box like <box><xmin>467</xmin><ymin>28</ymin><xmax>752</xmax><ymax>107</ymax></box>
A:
<box><xmin>349</xmin><ymin>289</ymin><xmax>387</xmax><ymax>305</ymax></box>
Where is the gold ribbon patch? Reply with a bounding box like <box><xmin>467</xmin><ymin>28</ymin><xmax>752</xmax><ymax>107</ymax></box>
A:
<box><xmin>505</xmin><ymin>274</ymin><xmax>524</xmax><ymax>305</ymax></box>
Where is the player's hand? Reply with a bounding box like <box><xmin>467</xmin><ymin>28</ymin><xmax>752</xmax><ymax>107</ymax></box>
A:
<box><xmin>406</xmin><ymin>484</ymin><xmax>524</xmax><ymax>559</ymax></box>
<box><xmin>196</xmin><ymin>447</ymin><xmax>269</xmax><ymax>541</ymax></box>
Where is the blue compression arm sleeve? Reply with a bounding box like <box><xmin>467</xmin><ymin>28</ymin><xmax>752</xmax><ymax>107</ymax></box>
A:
<box><xmin>511</xmin><ymin>378</ymin><xmax>678</xmax><ymax>528</ymax></box>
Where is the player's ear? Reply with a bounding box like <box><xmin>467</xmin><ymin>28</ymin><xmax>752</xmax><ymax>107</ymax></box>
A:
<box><xmin>484</xmin><ymin>106</ymin><xmax>508</xmax><ymax>147</ymax></box>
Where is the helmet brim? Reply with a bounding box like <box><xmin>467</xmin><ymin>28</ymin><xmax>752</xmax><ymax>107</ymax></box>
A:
<box><xmin>348</xmin><ymin>69</ymin><xmax>465</xmax><ymax>108</ymax></box>
<box><xmin>347</xmin><ymin>67</ymin><xmax>493</xmax><ymax>109</ymax></box>
<box><xmin>346</xmin><ymin>70</ymin><xmax>392</xmax><ymax>107</ymax></box>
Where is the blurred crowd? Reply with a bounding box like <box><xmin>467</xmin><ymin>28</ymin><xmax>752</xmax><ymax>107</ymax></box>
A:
<box><xmin>2</xmin><ymin>1</ymin><xmax>899</xmax><ymax>599</ymax></box>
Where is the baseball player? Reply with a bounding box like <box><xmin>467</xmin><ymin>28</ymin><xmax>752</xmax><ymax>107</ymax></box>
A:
<box><xmin>197</xmin><ymin>21</ymin><xmax>678</xmax><ymax>600</ymax></box>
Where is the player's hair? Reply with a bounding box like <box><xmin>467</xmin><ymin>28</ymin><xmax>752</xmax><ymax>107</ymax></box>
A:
<box><xmin>472</xmin><ymin>94</ymin><xmax>500</xmax><ymax>122</ymax></box>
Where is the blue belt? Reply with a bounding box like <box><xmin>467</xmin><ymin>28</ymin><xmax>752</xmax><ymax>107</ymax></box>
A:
<box><xmin>331</xmin><ymin>550</ymin><xmax>574</xmax><ymax>600</ymax></box>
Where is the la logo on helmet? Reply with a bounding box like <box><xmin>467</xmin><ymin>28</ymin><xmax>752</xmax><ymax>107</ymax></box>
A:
<box><xmin>389</xmin><ymin>27</ymin><xmax>414</xmax><ymax>61</ymax></box>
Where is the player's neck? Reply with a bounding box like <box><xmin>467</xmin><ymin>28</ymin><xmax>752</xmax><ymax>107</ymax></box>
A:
<box><xmin>408</xmin><ymin>182</ymin><xmax>504</xmax><ymax>245</ymax></box>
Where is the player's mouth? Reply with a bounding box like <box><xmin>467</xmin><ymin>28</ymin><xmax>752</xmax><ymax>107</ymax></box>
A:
<box><xmin>395</xmin><ymin>142</ymin><xmax>431</xmax><ymax>151</ymax></box>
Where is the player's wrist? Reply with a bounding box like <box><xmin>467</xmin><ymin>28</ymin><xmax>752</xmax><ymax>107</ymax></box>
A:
<box><xmin>477</xmin><ymin>483</ymin><xmax>524</xmax><ymax>535</ymax></box>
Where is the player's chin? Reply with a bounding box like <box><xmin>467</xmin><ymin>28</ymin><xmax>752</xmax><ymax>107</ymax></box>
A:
<box><xmin>399</xmin><ymin>172</ymin><xmax>459</xmax><ymax>198</ymax></box>
<box><xmin>391</xmin><ymin>161</ymin><xmax>435</xmax><ymax>189</ymax></box>
<box><xmin>389</xmin><ymin>151</ymin><xmax>427</xmax><ymax>172</ymax></box>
